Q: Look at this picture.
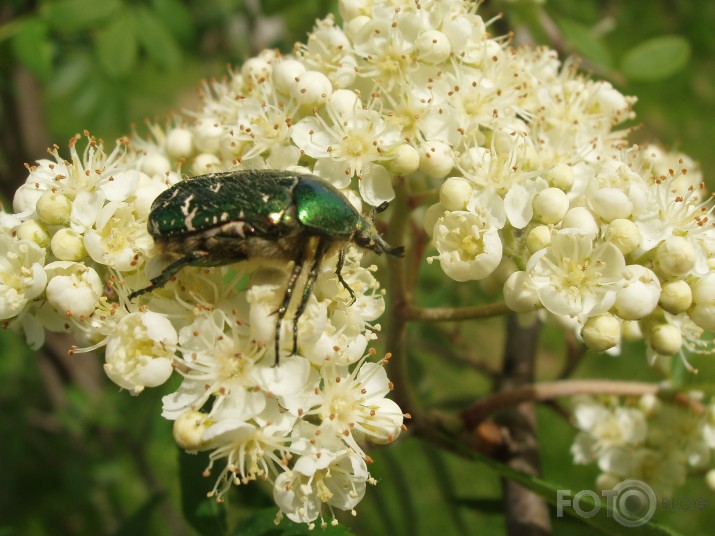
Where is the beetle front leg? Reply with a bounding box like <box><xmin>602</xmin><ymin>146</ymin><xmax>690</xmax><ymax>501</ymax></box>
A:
<box><xmin>335</xmin><ymin>247</ymin><xmax>356</xmax><ymax>305</ymax></box>
<box><xmin>275</xmin><ymin>247</ymin><xmax>306</xmax><ymax>366</ymax></box>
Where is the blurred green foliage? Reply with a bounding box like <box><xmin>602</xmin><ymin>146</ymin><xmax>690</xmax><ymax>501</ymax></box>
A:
<box><xmin>1</xmin><ymin>0</ymin><xmax>715</xmax><ymax>535</ymax></box>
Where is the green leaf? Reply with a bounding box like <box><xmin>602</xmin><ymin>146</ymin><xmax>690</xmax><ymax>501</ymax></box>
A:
<box><xmin>95</xmin><ymin>12</ymin><xmax>137</xmax><ymax>78</ymax></box>
<box><xmin>10</xmin><ymin>16</ymin><xmax>53</xmax><ymax>81</ymax></box>
<box><xmin>42</xmin><ymin>0</ymin><xmax>122</xmax><ymax>33</ymax></box>
<box><xmin>131</xmin><ymin>6</ymin><xmax>182</xmax><ymax>70</ymax></box>
<box><xmin>620</xmin><ymin>35</ymin><xmax>691</xmax><ymax>82</ymax></box>
<box><xmin>151</xmin><ymin>0</ymin><xmax>196</xmax><ymax>46</ymax></box>
<box><xmin>112</xmin><ymin>493</ymin><xmax>165</xmax><ymax>536</ymax></box>
<box><xmin>556</xmin><ymin>16</ymin><xmax>613</xmax><ymax>68</ymax></box>
<box><xmin>178</xmin><ymin>449</ymin><xmax>227</xmax><ymax>536</ymax></box>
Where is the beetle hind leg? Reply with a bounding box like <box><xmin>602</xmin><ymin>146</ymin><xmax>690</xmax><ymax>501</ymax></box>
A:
<box><xmin>129</xmin><ymin>251</ymin><xmax>213</xmax><ymax>300</ymax></box>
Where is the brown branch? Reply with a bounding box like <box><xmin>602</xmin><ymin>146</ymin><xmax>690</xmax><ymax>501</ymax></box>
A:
<box><xmin>461</xmin><ymin>379</ymin><xmax>709</xmax><ymax>429</ymax></box>
<box><xmin>493</xmin><ymin>315</ymin><xmax>550</xmax><ymax>536</ymax></box>
<box><xmin>405</xmin><ymin>302</ymin><xmax>511</xmax><ymax>322</ymax></box>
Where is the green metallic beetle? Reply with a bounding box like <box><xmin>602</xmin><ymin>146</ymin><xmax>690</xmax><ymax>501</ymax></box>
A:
<box><xmin>129</xmin><ymin>169</ymin><xmax>404</xmax><ymax>365</ymax></box>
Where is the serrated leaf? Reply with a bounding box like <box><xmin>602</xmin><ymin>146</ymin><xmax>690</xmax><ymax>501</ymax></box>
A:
<box><xmin>10</xmin><ymin>16</ymin><xmax>53</xmax><ymax>81</ymax></box>
<box><xmin>557</xmin><ymin>16</ymin><xmax>613</xmax><ymax>68</ymax></box>
<box><xmin>96</xmin><ymin>12</ymin><xmax>137</xmax><ymax>78</ymax></box>
<box><xmin>131</xmin><ymin>6</ymin><xmax>182</xmax><ymax>70</ymax></box>
<box><xmin>42</xmin><ymin>0</ymin><xmax>122</xmax><ymax>33</ymax></box>
<box><xmin>620</xmin><ymin>35</ymin><xmax>691</xmax><ymax>82</ymax></box>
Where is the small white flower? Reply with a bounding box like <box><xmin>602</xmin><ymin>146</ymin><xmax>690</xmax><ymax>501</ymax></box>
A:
<box><xmin>273</xmin><ymin>448</ymin><xmax>368</xmax><ymax>525</ymax></box>
<box><xmin>0</xmin><ymin>233</ymin><xmax>47</xmax><ymax>319</ymax></box>
<box><xmin>104</xmin><ymin>311</ymin><xmax>177</xmax><ymax>394</ymax></box>
<box><xmin>527</xmin><ymin>231</ymin><xmax>626</xmax><ymax>317</ymax></box>
<box><xmin>84</xmin><ymin>201</ymin><xmax>153</xmax><ymax>271</ymax></box>
<box><xmin>44</xmin><ymin>261</ymin><xmax>103</xmax><ymax>318</ymax></box>
<box><xmin>430</xmin><ymin>211</ymin><xmax>503</xmax><ymax>282</ymax></box>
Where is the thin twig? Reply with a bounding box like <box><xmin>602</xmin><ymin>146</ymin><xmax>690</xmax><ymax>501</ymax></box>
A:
<box><xmin>406</xmin><ymin>302</ymin><xmax>511</xmax><ymax>322</ymax></box>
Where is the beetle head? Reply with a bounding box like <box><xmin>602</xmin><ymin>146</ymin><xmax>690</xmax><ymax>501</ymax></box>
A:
<box><xmin>354</xmin><ymin>217</ymin><xmax>404</xmax><ymax>257</ymax></box>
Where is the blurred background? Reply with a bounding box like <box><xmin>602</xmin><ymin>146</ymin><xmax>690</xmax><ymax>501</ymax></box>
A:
<box><xmin>1</xmin><ymin>0</ymin><xmax>714</xmax><ymax>534</ymax></box>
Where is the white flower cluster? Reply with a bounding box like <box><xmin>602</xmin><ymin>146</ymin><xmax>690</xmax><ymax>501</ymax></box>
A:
<box><xmin>2</xmin><ymin>130</ymin><xmax>403</xmax><ymax>525</ymax></box>
<box><xmin>571</xmin><ymin>395</ymin><xmax>715</xmax><ymax>498</ymax></box>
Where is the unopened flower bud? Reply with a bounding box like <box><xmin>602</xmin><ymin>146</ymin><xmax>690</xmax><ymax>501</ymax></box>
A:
<box><xmin>581</xmin><ymin>314</ymin><xmax>621</xmax><ymax>352</ymax></box>
<box><xmin>15</xmin><ymin>220</ymin><xmax>49</xmax><ymax>247</ymax></box>
<box><xmin>166</xmin><ymin>128</ymin><xmax>193</xmax><ymax>159</ymax></box>
<box><xmin>649</xmin><ymin>323</ymin><xmax>682</xmax><ymax>356</ymax></box>
<box><xmin>659</xmin><ymin>280</ymin><xmax>692</xmax><ymax>314</ymax></box>
<box><xmin>589</xmin><ymin>188</ymin><xmax>633</xmax><ymax>222</ymax></box>
<box><xmin>50</xmin><ymin>228</ymin><xmax>86</xmax><ymax>261</ymax></box>
<box><xmin>36</xmin><ymin>192</ymin><xmax>71</xmax><ymax>225</ymax></box>
<box><xmin>416</xmin><ymin>30</ymin><xmax>451</xmax><ymax>64</ymax></box>
<box><xmin>621</xmin><ymin>320</ymin><xmax>643</xmax><ymax>342</ymax></box>
<box><xmin>526</xmin><ymin>225</ymin><xmax>551</xmax><ymax>253</ymax></box>
<box><xmin>419</xmin><ymin>140</ymin><xmax>454</xmax><ymax>179</ymax></box>
<box><xmin>191</xmin><ymin>153</ymin><xmax>221</xmax><ymax>175</ymax></box>
<box><xmin>561</xmin><ymin>207</ymin><xmax>599</xmax><ymax>235</ymax></box>
<box><xmin>173</xmin><ymin>410</ymin><xmax>210</xmax><ymax>451</ymax></box>
<box><xmin>294</xmin><ymin>71</ymin><xmax>332</xmax><ymax>108</ymax></box>
<box><xmin>273</xmin><ymin>59</ymin><xmax>306</xmax><ymax>95</ymax></box>
<box><xmin>546</xmin><ymin>163</ymin><xmax>574</xmax><ymax>191</ymax></box>
<box><xmin>533</xmin><ymin>187</ymin><xmax>569</xmax><ymax>224</ymax></box>
<box><xmin>503</xmin><ymin>271</ymin><xmax>540</xmax><ymax>313</ymax></box>
<box><xmin>656</xmin><ymin>236</ymin><xmax>695</xmax><ymax>277</ymax></box>
<box><xmin>689</xmin><ymin>273</ymin><xmax>715</xmax><ymax>330</ymax></box>
<box><xmin>385</xmin><ymin>143</ymin><xmax>420</xmax><ymax>176</ymax></box>
<box><xmin>241</xmin><ymin>56</ymin><xmax>272</xmax><ymax>81</ymax></box>
<box><xmin>344</xmin><ymin>15</ymin><xmax>370</xmax><ymax>40</ymax></box>
<box><xmin>613</xmin><ymin>265</ymin><xmax>661</xmax><ymax>320</ymax></box>
<box><xmin>192</xmin><ymin>118</ymin><xmax>223</xmax><ymax>154</ymax></box>
<box><xmin>141</xmin><ymin>152</ymin><xmax>171</xmax><ymax>177</ymax></box>
<box><xmin>440</xmin><ymin>177</ymin><xmax>472</xmax><ymax>211</ymax></box>
<box><xmin>605</xmin><ymin>219</ymin><xmax>640</xmax><ymax>255</ymax></box>
<box><xmin>328</xmin><ymin>89</ymin><xmax>359</xmax><ymax>116</ymax></box>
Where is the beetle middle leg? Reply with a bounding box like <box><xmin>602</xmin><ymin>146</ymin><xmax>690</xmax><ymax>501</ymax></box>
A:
<box><xmin>290</xmin><ymin>237</ymin><xmax>331</xmax><ymax>355</ymax></box>
<box><xmin>274</xmin><ymin>245</ymin><xmax>307</xmax><ymax>366</ymax></box>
